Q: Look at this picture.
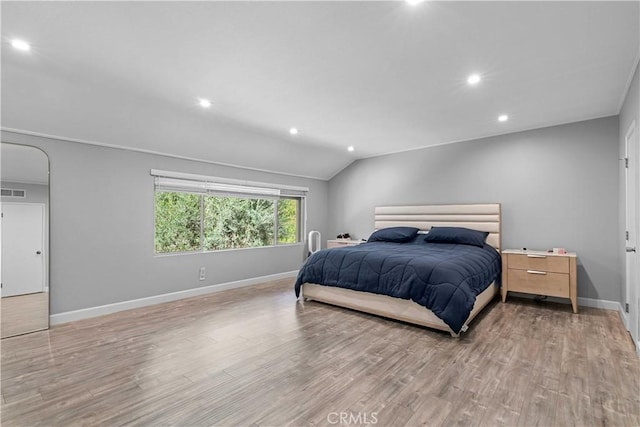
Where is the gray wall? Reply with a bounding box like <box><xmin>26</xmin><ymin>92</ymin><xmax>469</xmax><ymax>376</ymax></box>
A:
<box><xmin>328</xmin><ymin>116</ymin><xmax>620</xmax><ymax>302</ymax></box>
<box><xmin>0</xmin><ymin>113</ymin><xmax>625</xmax><ymax>312</ymax></box>
<box><xmin>1</xmin><ymin>131</ymin><xmax>329</xmax><ymax>314</ymax></box>
<box><xmin>619</xmin><ymin>61</ymin><xmax>640</xmax><ymax>306</ymax></box>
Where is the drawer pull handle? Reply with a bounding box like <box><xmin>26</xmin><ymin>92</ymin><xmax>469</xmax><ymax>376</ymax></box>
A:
<box><xmin>527</xmin><ymin>255</ymin><xmax>547</xmax><ymax>259</ymax></box>
<box><xmin>527</xmin><ymin>270</ymin><xmax>547</xmax><ymax>275</ymax></box>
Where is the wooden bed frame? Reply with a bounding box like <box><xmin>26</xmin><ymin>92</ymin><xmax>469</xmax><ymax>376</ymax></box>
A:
<box><xmin>300</xmin><ymin>203</ymin><xmax>502</xmax><ymax>337</ymax></box>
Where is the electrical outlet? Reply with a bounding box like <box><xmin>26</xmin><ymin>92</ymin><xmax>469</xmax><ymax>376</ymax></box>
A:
<box><xmin>199</xmin><ymin>267</ymin><xmax>206</xmax><ymax>281</ymax></box>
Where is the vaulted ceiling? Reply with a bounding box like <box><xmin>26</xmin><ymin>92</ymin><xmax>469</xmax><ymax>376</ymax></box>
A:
<box><xmin>2</xmin><ymin>1</ymin><xmax>638</xmax><ymax>180</ymax></box>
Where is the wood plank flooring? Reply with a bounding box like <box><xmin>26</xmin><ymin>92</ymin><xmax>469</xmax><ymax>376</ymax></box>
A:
<box><xmin>1</xmin><ymin>292</ymin><xmax>49</xmax><ymax>338</ymax></box>
<box><xmin>1</xmin><ymin>278</ymin><xmax>639</xmax><ymax>426</ymax></box>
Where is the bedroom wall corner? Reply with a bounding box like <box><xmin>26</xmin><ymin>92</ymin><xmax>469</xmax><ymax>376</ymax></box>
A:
<box><xmin>328</xmin><ymin>116</ymin><xmax>621</xmax><ymax>303</ymax></box>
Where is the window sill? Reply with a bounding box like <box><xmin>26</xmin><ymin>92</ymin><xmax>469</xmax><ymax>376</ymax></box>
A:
<box><xmin>154</xmin><ymin>243</ymin><xmax>303</xmax><ymax>258</ymax></box>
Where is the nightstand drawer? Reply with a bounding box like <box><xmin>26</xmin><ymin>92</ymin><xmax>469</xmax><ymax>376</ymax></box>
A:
<box><xmin>508</xmin><ymin>253</ymin><xmax>569</xmax><ymax>273</ymax></box>
<box><xmin>507</xmin><ymin>269</ymin><xmax>570</xmax><ymax>298</ymax></box>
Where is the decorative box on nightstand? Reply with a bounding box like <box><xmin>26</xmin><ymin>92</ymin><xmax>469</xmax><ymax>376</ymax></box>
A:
<box><xmin>327</xmin><ymin>239</ymin><xmax>363</xmax><ymax>249</ymax></box>
<box><xmin>501</xmin><ymin>249</ymin><xmax>578</xmax><ymax>313</ymax></box>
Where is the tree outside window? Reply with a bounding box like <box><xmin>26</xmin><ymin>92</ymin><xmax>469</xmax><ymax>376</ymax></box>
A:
<box><xmin>155</xmin><ymin>192</ymin><xmax>300</xmax><ymax>253</ymax></box>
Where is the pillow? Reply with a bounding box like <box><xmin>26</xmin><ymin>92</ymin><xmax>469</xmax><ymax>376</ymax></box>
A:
<box><xmin>368</xmin><ymin>227</ymin><xmax>419</xmax><ymax>243</ymax></box>
<box><xmin>424</xmin><ymin>226</ymin><xmax>488</xmax><ymax>247</ymax></box>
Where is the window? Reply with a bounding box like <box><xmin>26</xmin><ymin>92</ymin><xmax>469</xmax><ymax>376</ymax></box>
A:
<box><xmin>152</xmin><ymin>170</ymin><xmax>306</xmax><ymax>254</ymax></box>
<box><xmin>155</xmin><ymin>191</ymin><xmax>201</xmax><ymax>253</ymax></box>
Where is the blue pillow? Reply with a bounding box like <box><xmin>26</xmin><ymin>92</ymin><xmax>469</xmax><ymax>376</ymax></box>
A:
<box><xmin>424</xmin><ymin>226</ymin><xmax>488</xmax><ymax>247</ymax></box>
<box><xmin>368</xmin><ymin>227</ymin><xmax>419</xmax><ymax>243</ymax></box>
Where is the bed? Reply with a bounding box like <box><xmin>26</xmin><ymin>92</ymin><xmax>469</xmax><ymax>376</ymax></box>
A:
<box><xmin>295</xmin><ymin>204</ymin><xmax>502</xmax><ymax>336</ymax></box>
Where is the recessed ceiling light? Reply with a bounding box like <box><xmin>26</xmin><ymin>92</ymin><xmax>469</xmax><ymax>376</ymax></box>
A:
<box><xmin>11</xmin><ymin>39</ymin><xmax>30</xmax><ymax>52</ymax></box>
<box><xmin>199</xmin><ymin>98</ymin><xmax>212</xmax><ymax>108</ymax></box>
<box><xmin>467</xmin><ymin>74</ymin><xmax>481</xmax><ymax>85</ymax></box>
<box><xmin>289</xmin><ymin>128</ymin><xmax>298</xmax><ymax>135</ymax></box>
<box><xmin>498</xmin><ymin>114</ymin><xmax>509</xmax><ymax>122</ymax></box>
<box><xmin>347</xmin><ymin>146</ymin><xmax>355</xmax><ymax>152</ymax></box>
<box><xmin>406</xmin><ymin>0</ymin><xmax>425</xmax><ymax>5</ymax></box>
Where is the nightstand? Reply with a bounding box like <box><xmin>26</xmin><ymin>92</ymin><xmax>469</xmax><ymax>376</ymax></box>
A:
<box><xmin>327</xmin><ymin>239</ymin><xmax>363</xmax><ymax>249</ymax></box>
<box><xmin>501</xmin><ymin>249</ymin><xmax>578</xmax><ymax>313</ymax></box>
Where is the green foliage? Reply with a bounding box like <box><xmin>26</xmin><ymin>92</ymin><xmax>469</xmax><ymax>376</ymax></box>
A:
<box><xmin>278</xmin><ymin>198</ymin><xmax>298</xmax><ymax>244</ymax></box>
<box><xmin>154</xmin><ymin>192</ymin><xmax>201</xmax><ymax>253</ymax></box>
<box><xmin>155</xmin><ymin>191</ymin><xmax>299</xmax><ymax>253</ymax></box>
<box><xmin>204</xmin><ymin>196</ymin><xmax>275</xmax><ymax>250</ymax></box>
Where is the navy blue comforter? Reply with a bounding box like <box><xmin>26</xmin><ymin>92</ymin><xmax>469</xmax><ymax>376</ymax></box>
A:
<box><xmin>295</xmin><ymin>237</ymin><xmax>501</xmax><ymax>333</ymax></box>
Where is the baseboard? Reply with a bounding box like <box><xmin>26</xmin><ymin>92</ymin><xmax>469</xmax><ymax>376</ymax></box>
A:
<box><xmin>613</xmin><ymin>301</ymin><xmax>639</xmax><ymax>355</ymax></box>
<box><xmin>619</xmin><ymin>304</ymin><xmax>630</xmax><ymax>328</ymax></box>
<box><xmin>577</xmin><ymin>296</ymin><xmax>623</xmax><ymax>311</ymax></box>
<box><xmin>509</xmin><ymin>292</ymin><xmax>622</xmax><ymax>312</ymax></box>
<box><xmin>50</xmin><ymin>270</ymin><xmax>298</xmax><ymax>325</ymax></box>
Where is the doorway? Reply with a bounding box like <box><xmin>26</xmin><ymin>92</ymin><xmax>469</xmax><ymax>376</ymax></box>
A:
<box><xmin>1</xmin><ymin>203</ymin><xmax>46</xmax><ymax>297</ymax></box>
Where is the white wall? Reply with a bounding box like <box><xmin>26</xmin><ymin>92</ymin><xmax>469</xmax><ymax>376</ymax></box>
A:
<box><xmin>328</xmin><ymin>116</ymin><xmax>620</xmax><ymax>302</ymax></box>
<box><xmin>1</xmin><ymin>130</ymin><xmax>329</xmax><ymax>315</ymax></box>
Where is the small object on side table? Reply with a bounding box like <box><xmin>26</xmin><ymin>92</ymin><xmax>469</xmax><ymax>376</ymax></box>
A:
<box><xmin>327</xmin><ymin>239</ymin><xmax>362</xmax><ymax>249</ymax></box>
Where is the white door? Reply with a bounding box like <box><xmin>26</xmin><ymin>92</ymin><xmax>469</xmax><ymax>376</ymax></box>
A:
<box><xmin>1</xmin><ymin>203</ymin><xmax>45</xmax><ymax>297</ymax></box>
<box><xmin>625</xmin><ymin>122</ymin><xmax>639</xmax><ymax>351</ymax></box>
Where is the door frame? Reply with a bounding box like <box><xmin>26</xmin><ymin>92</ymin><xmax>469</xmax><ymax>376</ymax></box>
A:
<box><xmin>624</xmin><ymin>120</ymin><xmax>639</xmax><ymax>353</ymax></box>
<box><xmin>1</xmin><ymin>202</ymin><xmax>47</xmax><ymax>297</ymax></box>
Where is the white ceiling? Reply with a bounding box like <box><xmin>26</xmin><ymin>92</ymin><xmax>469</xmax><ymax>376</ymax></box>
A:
<box><xmin>2</xmin><ymin>1</ymin><xmax>638</xmax><ymax>180</ymax></box>
<box><xmin>1</xmin><ymin>143</ymin><xmax>49</xmax><ymax>185</ymax></box>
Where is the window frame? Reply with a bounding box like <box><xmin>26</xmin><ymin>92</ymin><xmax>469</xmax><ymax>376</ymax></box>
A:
<box><xmin>275</xmin><ymin>196</ymin><xmax>303</xmax><ymax>246</ymax></box>
<box><xmin>151</xmin><ymin>170</ymin><xmax>308</xmax><ymax>255</ymax></box>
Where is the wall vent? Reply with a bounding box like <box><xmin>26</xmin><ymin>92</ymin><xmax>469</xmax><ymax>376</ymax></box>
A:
<box><xmin>0</xmin><ymin>188</ymin><xmax>26</xmax><ymax>198</ymax></box>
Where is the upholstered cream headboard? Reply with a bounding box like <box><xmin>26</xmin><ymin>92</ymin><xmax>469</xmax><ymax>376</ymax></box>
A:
<box><xmin>374</xmin><ymin>203</ymin><xmax>501</xmax><ymax>250</ymax></box>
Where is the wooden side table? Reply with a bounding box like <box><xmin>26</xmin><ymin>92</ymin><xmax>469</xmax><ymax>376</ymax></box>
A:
<box><xmin>501</xmin><ymin>249</ymin><xmax>578</xmax><ymax>313</ymax></box>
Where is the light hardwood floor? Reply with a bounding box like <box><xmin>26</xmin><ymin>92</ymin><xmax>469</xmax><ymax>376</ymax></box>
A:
<box><xmin>1</xmin><ymin>292</ymin><xmax>49</xmax><ymax>339</ymax></box>
<box><xmin>1</xmin><ymin>278</ymin><xmax>639</xmax><ymax>426</ymax></box>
